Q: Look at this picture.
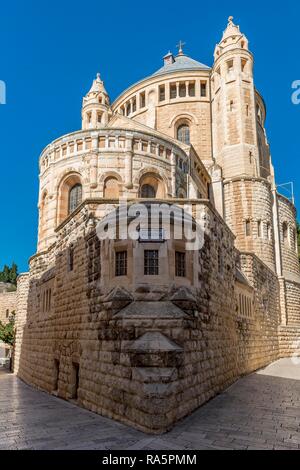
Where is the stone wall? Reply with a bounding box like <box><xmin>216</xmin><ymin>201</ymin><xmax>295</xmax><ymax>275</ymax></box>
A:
<box><xmin>284</xmin><ymin>280</ymin><xmax>300</xmax><ymax>326</ymax></box>
<box><xmin>279</xmin><ymin>325</ymin><xmax>300</xmax><ymax>358</ymax></box>
<box><xmin>224</xmin><ymin>178</ymin><xmax>276</xmax><ymax>271</ymax></box>
<box><xmin>277</xmin><ymin>194</ymin><xmax>300</xmax><ymax>281</ymax></box>
<box><xmin>13</xmin><ymin>274</ymin><xmax>30</xmax><ymax>374</ymax></box>
<box><xmin>0</xmin><ymin>291</ymin><xmax>17</xmax><ymax>324</ymax></box>
<box><xmin>15</xmin><ymin>201</ymin><xmax>282</xmax><ymax>434</ymax></box>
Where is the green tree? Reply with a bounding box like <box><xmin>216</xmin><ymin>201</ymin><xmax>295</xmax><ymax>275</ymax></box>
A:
<box><xmin>9</xmin><ymin>263</ymin><xmax>18</xmax><ymax>285</ymax></box>
<box><xmin>0</xmin><ymin>263</ymin><xmax>18</xmax><ymax>286</ymax></box>
<box><xmin>0</xmin><ymin>312</ymin><xmax>15</xmax><ymax>346</ymax></box>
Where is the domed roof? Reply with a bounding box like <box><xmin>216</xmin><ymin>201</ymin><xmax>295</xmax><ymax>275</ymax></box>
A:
<box><xmin>152</xmin><ymin>54</ymin><xmax>210</xmax><ymax>77</ymax></box>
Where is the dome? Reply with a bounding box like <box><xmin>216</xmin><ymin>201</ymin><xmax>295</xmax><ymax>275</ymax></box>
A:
<box><xmin>152</xmin><ymin>54</ymin><xmax>210</xmax><ymax>77</ymax></box>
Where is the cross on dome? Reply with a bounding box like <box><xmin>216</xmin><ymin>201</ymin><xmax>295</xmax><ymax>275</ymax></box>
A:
<box><xmin>176</xmin><ymin>40</ymin><xmax>186</xmax><ymax>56</ymax></box>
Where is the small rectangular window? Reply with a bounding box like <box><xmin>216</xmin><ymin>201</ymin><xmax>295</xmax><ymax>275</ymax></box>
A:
<box><xmin>115</xmin><ymin>251</ymin><xmax>127</xmax><ymax>276</ymax></box>
<box><xmin>159</xmin><ymin>85</ymin><xmax>165</xmax><ymax>101</ymax></box>
<box><xmin>200</xmin><ymin>81</ymin><xmax>207</xmax><ymax>97</ymax></box>
<box><xmin>144</xmin><ymin>250</ymin><xmax>159</xmax><ymax>275</ymax></box>
<box><xmin>170</xmin><ymin>83</ymin><xmax>177</xmax><ymax>99</ymax></box>
<box><xmin>140</xmin><ymin>92</ymin><xmax>146</xmax><ymax>108</ymax></box>
<box><xmin>175</xmin><ymin>252</ymin><xmax>186</xmax><ymax>277</ymax></box>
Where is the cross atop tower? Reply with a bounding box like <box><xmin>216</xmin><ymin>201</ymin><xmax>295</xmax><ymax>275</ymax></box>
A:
<box><xmin>176</xmin><ymin>40</ymin><xmax>186</xmax><ymax>56</ymax></box>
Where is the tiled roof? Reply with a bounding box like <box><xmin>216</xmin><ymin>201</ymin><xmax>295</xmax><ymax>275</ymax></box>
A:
<box><xmin>152</xmin><ymin>54</ymin><xmax>210</xmax><ymax>77</ymax></box>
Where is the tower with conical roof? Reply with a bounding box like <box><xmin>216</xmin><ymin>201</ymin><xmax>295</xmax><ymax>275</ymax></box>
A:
<box><xmin>211</xmin><ymin>17</ymin><xmax>276</xmax><ymax>270</ymax></box>
<box><xmin>82</xmin><ymin>73</ymin><xmax>112</xmax><ymax>129</ymax></box>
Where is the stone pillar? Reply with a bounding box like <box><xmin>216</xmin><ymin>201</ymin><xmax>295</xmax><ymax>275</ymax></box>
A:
<box><xmin>278</xmin><ymin>277</ymin><xmax>287</xmax><ymax>326</ymax></box>
<box><xmin>171</xmin><ymin>149</ymin><xmax>176</xmax><ymax>197</ymax></box>
<box><xmin>125</xmin><ymin>133</ymin><xmax>133</xmax><ymax>189</ymax></box>
<box><xmin>89</xmin><ymin>134</ymin><xmax>98</xmax><ymax>189</ymax></box>
<box><xmin>272</xmin><ymin>189</ymin><xmax>283</xmax><ymax>277</ymax></box>
<box><xmin>13</xmin><ymin>273</ymin><xmax>30</xmax><ymax>375</ymax></box>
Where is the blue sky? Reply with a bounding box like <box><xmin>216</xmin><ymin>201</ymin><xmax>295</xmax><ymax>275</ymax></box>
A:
<box><xmin>0</xmin><ymin>0</ymin><xmax>299</xmax><ymax>273</ymax></box>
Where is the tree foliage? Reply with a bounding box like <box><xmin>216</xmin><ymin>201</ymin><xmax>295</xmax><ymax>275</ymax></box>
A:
<box><xmin>0</xmin><ymin>263</ymin><xmax>18</xmax><ymax>286</ymax></box>
<box><xmin>0</xmin><ymin>312</ymin><xmax>15</xmax><ymax>346</ymax></box>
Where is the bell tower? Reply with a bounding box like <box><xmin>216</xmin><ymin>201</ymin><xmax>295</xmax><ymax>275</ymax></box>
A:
<box><xmin>82</xmin><ymin>73</ymin><xmax>112</xmax><ymax>130</ymax></box>
<box><xmin>211</xmin><ymin>17</ymin><xmax>276</xmax><ymax>271</ymax></box>
<box><xmin>211</xmin><ymin>16</ymin><xmax>259</xmax><ymax>179</ymax></box>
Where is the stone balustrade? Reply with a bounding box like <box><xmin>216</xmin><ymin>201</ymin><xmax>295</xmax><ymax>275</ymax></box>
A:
<box><xmin>39</xmin><ymin>129</ymin><xmax>190</xmax><ymax>175</ymax></box>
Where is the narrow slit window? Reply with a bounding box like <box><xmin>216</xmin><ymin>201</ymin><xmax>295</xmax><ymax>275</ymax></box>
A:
<box><xmin>245</xmin><ymin>219</ymin><xmax>251</xmax><ymax>236</ymax></box>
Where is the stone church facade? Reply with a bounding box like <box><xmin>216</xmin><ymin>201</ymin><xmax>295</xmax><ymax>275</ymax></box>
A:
<box><xmin>14</xmin><ymin>18</ymin><xmax>300</xmax><ymax>433</ymax></box>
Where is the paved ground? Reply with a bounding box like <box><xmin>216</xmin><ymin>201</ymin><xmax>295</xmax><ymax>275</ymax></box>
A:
<box><xmin>1</xmin><ymin>358</ymin><xmax>300</xmax><ymax>450</ymax></box>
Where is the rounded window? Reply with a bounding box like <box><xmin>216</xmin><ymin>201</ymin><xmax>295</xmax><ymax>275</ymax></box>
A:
<box><xmin>68</xmin><ymin>184</ymin><xmax>82</xmax><ymax>214</ymax></box>
<box><xmin>177</xmin><ymin>124</ymin><xmax>190</xmax><ymax>145</ymax></box>
<box><xmin>103</xmin><ymin>177</ymin><xmax>120</xmax><ymax>199</ymax></box>
<box><xmin>141</xmin><ymin>184</ymin><xmax>156</xmax><ymax>198</ymax></box>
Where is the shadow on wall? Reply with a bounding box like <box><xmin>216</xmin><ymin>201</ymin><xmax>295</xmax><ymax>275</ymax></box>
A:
<box><xmin>14</xmin><ymin>225</ymin><xmax>282</xmax><ymax>434</ymax></box>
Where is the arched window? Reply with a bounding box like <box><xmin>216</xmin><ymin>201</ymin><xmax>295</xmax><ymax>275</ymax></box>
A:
<box><xmin>68</xmin><ymin>184</ymin><xmax>82</xmax><ymax>214</ymax></box>
<box><xmin>141</xmin><ymin>184</ymin><xmax>156</xmax><ymax>198</ymax></box>
<box><xmin>282</xmin><ymin>222</ymin><xmax>288</xmax><ymax>245</ymax></box>
<box><xmin>103</xmin><ymin>177</ymin><xmax>120</xmax><ymax>199</ymax></box>
<box><xmin>177</xmin><ymin>124</ymin><xmax>190</xmax><ymax>145</ymax></box>
<box><xmin>293</xmin><ymin>228</ymin><xmax>297</xmax><ymax>252</ymax></box>
<box><xmin>266</xmin><ymin>222</ymin><xmax>271</xmax><ymax>241</ymax></box>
